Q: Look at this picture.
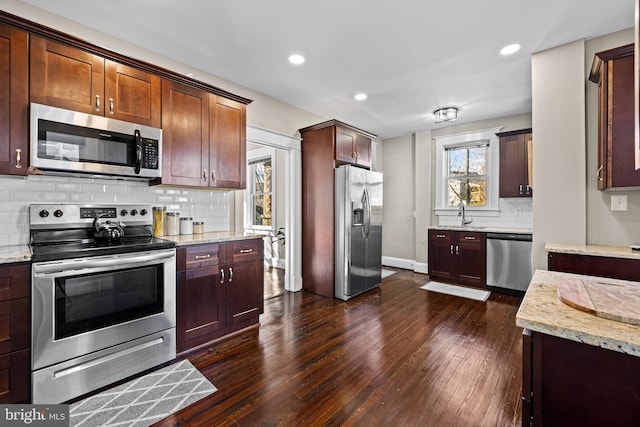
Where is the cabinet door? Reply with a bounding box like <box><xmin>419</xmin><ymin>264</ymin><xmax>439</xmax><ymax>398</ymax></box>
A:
<box><xmin>30</xmin><ymin>36</ymin><xmax>104</xmax><ymax>114</ymax></box>
<box><xmin>210</xmin><ymin>95</ymin><xmax>246</xmax><ymax>189</ymax></box>
<box><xmin>161</xmin><ymin>80</ymin><xmax>210</xmax><ymax>187</ymax></box>
<box><xmin>226</xmin><ymin>239</ymin><xmax>264</xmax><ymax>328</ymax></box>
<box><xmin>428</xmin><ymin>230</ymin><xmax>455</xmax><ymax>280</ymax></box>
<box><xmin>335</xmin><ymin>126</ymin><xmax>357</xmax><ymax>164</ymax></box>
<box><xmin>105</xmin><ymin>60</ymin><xmax>161</xmax><ymax>127</ymax></box>
<box><xmin>0</xmin><ymin>25</ymin><xmax>28</xmax><ymax>176</ymax></box>
<box><xmin>0</xmin><ymin>349</ymin><xmax>30</xmax><ymax>404</ymax></box>
<box><xmin>455</xmin><ymin>232</ymin><xmax>486</xmax><ymax>287</ymax></box>
<box><xmin>0</xmin><ymin>298</ymin><xmax>29</xmax><ymax>355</ymax></box>
<box><xmin>524</xmin><ymin>132</ymin><xmax>533</xmax><ymax>196</ymax></box>
<box><xmin>176</xmin><ymin>266</ymin><xmax>226</xmax><ymax>353</ymax></box>
<box><xmin>356</xmin><ymin>133</ymin><xmax>372</xmax><ymax>168</ymax></box>
<box><xmin>499</xmin><ymin>134</ymin><xmax>525</xmax><ymax>197</ymax></box>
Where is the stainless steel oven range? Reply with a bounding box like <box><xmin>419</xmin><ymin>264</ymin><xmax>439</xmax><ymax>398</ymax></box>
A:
<box><xmin>29</xmin><ymin>203</ymin><xmax>176</xmax><ymax>404</ymax></box>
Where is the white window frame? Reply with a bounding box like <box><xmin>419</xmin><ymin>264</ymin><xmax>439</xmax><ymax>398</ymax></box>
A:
<box><xmin>245</xmin><ymin>147</ymin><xmax>276</xmax><ymax>233</ymax></box>
<box><xmin>434</xmin><ymin>127</ymin><xmax>502</xmax><ymax>217</ymax></box>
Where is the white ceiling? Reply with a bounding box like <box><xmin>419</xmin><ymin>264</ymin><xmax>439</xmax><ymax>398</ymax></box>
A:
<box><xmin>19</xmin><ymin>0</ymin><xmax>635</xmax><ymax>139</ymax></box>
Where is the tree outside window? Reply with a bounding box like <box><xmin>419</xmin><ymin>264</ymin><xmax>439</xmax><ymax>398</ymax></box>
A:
<box><xmin>249</xmin><ymin>157</ymin><xmax>272</xmax><ymax>227</ymax></box>
<box><xmin>446</xmin><ymin>144</ymin><xmax>488</xmax><ymax>207</ymax></box>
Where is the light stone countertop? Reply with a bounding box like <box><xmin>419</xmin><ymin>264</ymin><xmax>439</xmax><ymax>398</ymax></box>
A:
<box><xmin>428</xmin><ymin>225</ymin><xmax>532</xmax><ymax>235</ymax></box>
<box><xmin>546</xmin><ymin>242</ymin><xmax>640</xmax><ymax>260</ymax></box>
<box><xmin>0</xmin><ymin>245</ymin><xmax>32</xmax><ymax>264</ymax></box>
<box><xmin>161</xmin><ymin>232</ymin><xmax>263</xmax><ymax>247</ymax></box>
<box><xmin>516</xmin><ymin>269</ymin><xmax>640</xmax><ymax>357</ymax></box>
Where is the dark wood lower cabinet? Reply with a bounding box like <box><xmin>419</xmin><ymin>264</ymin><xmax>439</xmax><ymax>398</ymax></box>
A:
<box><xmin>523</xmin><ymin>329</ymin><xmax>640</xmax><ymax>427</ymax></box>
<box><xmin>428</xmin><ymin>229</ymin><xmax>486</xmax><ymax>288</ymax></box>
<box><xmin>548</xmin><ymin>251</ymin><xmax>640</xmax><ymax>281</ymax></box>
<box><xmin>176</xmin><ymin>239</ymin><xmax>264</xmax><ymax>354</ymax></box>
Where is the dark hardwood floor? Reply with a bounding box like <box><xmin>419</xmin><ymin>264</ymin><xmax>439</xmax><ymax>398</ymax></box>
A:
<box><xmin>161</xmin><ymin>268</ymin><xmax>524</xmax><ymax>427</ymax></box>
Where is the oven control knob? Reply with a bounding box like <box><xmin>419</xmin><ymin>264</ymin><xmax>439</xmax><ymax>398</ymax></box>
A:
<box><xmin>53</xmin><ymin>209</ymin><xmax>63</xmax><ymax>218</ymax></box>
<box><xmin>39</xmin><ymin>209</ymin><xmax>49</xmax><ymax>218</ymax></box>
<box><xmin>120</xmin><ymin>209</ymin><xmax>128</xmax><ymax>216</ymax></box>
<box><xmin>140</xmin><ymin>209</ymin><xmax>148</xmax><ymax>216</ymax></box>
<box><xmin>130</xmin><ymin>209</ymin><xmax>138</xmax><ymax>216</ymax></box>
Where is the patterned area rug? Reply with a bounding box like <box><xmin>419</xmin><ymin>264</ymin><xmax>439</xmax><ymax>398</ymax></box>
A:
<box><xmin>69</xmin><ymin>360</ymin><xmax>217</xmax><ymax>427</ymax></box>
<box><xmin>420</xmin><ymin>281</ymin><xmax>491</xmax><ymax>301</ymax></box>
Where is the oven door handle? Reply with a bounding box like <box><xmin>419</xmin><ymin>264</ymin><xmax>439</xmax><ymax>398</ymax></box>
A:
<box><xmin>33</xmin><ymin>249</ymin><xmax>175</xmax><ymax>275</ymax></box>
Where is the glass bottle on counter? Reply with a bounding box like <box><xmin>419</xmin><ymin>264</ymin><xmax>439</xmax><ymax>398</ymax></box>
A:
<box><xmin>152</xmin><ymin>206</ymin><xmax>166</xmax><ymax>237</ymax></box>
<box><xmin>165</xmin><ymin>211</ymin><xmax>180</xmax><ymax>236</ymax></box>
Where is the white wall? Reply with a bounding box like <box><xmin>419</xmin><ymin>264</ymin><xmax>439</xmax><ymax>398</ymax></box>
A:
<box><xmin>531</xmin><ymin>40</ymin><xmax>587</xmax><ymax>270</ymax></box>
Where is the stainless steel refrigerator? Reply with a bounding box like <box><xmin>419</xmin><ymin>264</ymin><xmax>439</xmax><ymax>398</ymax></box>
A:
<box><xmin>335</xmin><ymin>165</ymin><xmax>383</xmax><ymax>301</ymax></box>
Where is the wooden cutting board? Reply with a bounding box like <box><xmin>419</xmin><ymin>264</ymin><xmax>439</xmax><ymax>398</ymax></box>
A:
<box><xmin>557</xmin><ymin>279</ymin><xmax>640</xmax><ymax>326</ymax></box>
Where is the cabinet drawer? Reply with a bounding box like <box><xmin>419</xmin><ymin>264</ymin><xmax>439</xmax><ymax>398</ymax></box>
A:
<box><xmin>0</xmin><ymin>264</ymin><xmax>29</xmax><ymax>302</ymax></box>
<box><xmin>227</xmin><ymin>239</ymin><xmax>262</xmax><ymax>263</ymax></box>
<box><xmin>429</xmin><ymin>230</ymin><xmax>452</xmax><ymax>241</ymax></box>
<box><xmin>458</xmin><ymin>232</ymin><xmax>484</xmax><ymax>247</ymax></box>
<box><xmin>0</xmin><ymin>298</ymin><xmax>29</xmax><ymax>355</ymax></box>
<box><xmin>180</xmin><ymin>244</ymin><xmax>224</xmax><ymax>270</ymax></box>
<box><xmin>0</xmin><ymin>348</ymin><xmax>30</xmax><ymax>403</ymax></box>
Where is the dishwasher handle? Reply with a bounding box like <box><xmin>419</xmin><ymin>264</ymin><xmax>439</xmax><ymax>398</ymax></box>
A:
<box><xmin>486</xmin><ymin>233</ymin><xmax>532</xmax><ymax>242</ymax></box>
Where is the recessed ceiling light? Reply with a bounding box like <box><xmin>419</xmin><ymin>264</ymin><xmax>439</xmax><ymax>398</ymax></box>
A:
<box><xmin>288</xmin><ymin>54</ymin><xmax>305</xmax><ymax>65</ymax></box>
<box><xmin>500</xmin><ymin>44</ymin><xmax>521</xmax><ymax>56</ymax></box>
<box><xmin>354</xmin><ymin>93</ymin><xmax>367</xmax><ymax>101</ymax></box>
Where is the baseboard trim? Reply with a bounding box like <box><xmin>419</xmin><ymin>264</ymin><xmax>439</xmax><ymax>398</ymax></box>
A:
<box><xmin>382</xmin><ymin>256</ymin><xmax>428</xmax><ymax>274</ymax></box>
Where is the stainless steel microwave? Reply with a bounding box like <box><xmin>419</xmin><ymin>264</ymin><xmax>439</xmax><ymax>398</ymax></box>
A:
<box><xmin>30</xmin><ymin>103</ymin><xmax>162</xmax><ymax>180</ymax></box>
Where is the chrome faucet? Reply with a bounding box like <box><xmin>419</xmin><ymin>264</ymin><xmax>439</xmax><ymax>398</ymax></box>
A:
<box><xmin>458</xmin><ymin>202</ymin><xmax>472</xmax><ymax>227</ymax></box>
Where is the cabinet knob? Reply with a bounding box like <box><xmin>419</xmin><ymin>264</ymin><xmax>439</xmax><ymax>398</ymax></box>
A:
<box><xmin>95</xmin><ymin>95</ymin><xmax>100</xmax><ymax>112</ymax></box>
<box><xmin>15</xmin><ymin>149</ymin><xmax>22</xmax><ymax>169</ymax></box>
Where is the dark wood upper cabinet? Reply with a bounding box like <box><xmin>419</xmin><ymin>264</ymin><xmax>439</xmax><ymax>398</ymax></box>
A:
<box><xmin>161</xmin><ymin>80</ymin><xmax>210</xmax><ymax>187</ymax></box>
<box><xmin>334</xmin><ymin>124</ymin><xmax>372</xmax><ymax>168</ymax></box>
<box><xmin>105</xmin><ymin>60</ymin><xmax>161</xmax><ymax>128</ymax></box>
<box><xmin>30</xmin><ymin>36</ymin><xmax>161</xmax><ymax>127</ymax></box>
<box><xmin>210</xmin><ymin>96</ymin><xmax>246</xmax><ymax>189</ymax></box>
<box><xmin>0</xmin><ymin>24</ymin><xmax>28</xmax><ymax>176</ymax></box>
<box><xmin>589</xmin><ymin>44</ymin><xmax>640</xmax><ymax>189</ymax></box>
<box><xmin>497</xmin><ymin>129</ymin><xmax>533</xmax><ymax>198</ymax></box>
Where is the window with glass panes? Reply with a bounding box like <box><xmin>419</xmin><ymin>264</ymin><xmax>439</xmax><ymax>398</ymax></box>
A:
<box><xmin>248</xmin><ymin>157</ymin><xmax>273</xmax><ymax>227</ymax></box>
<box><xmin>446</xmin><ymin>143</ymin><xmax>488</xmax><ymax>207</ymax></box>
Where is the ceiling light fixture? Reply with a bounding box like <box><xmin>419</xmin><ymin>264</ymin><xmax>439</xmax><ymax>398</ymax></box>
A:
<box><xmin>354</xmin><ymin>93</ymin><xmax>367</xmax><ymax>101</ymax></box>
<box><xmin>288</xmin><ymin>54</ymin><xmax>305</xmax><ymax>65</ymax></box>
<box><xmin>433</xmin><ymin>107</ymin><xmax>458</xmax><ymax>123</ymax></box>
<box><xmin>500</xmin><ymin>43</ymin><xmax>521</xmax><ymax>55</ymax></box>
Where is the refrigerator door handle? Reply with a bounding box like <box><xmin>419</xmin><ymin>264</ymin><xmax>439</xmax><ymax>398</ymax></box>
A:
<box><xmin>363</xmin><ymin>188</ymin><xmax>371</xmax><ymax>239</ymax></box>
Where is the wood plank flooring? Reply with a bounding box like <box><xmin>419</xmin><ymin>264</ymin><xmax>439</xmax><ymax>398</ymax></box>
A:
<box><xmin>160</xmin><ymin>268</ymin><xmax>523</xmax><ymax>427</ymax></box>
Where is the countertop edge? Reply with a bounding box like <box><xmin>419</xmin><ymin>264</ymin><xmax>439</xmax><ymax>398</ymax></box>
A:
<box><xmin>546</xmin><ymin>242</ymin><xmax>640</xmax><ymax>260</ymax></box>
<box><xmin>163</xmin><ymin>233</ymin><xmax>263</xmax><ymax>247</ymax></box>
<box><xmin>428</xmin><ymin>225</ymin><xmax>533</xmax><ymax>234</ymax></box>
<box><xmin>0</xmin><ymin>245</ymin><xmax>32</xmax><ymax>265</ymax></box>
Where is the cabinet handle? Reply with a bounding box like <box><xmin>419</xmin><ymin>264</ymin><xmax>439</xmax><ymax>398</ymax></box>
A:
<box><xmin>95</xmin><ymin>95</ymin><xmax>100</xmax><ymax>112</ymax></box>
<box><xmin>526</xmin><ymin>184</ymin><xmax>532</xmax><ymax>195</ymax></box>
<box><xmin>596</xmin><ymin>165</ymin><xmax>603</xmax><ymax>181</ymax></box>
<box><xmin>450</xmin><ymin>244</ymin><xmax>454</xmax><ymax>254</ymax></box>
<box><xmin>519</xmin><ymin>184</ymin><xmax>523</xmax><ymax>195</ymax></box>
<box><xmin>220</xmin><ymin>268</ymin><xmax>225</xmax><ymax>284</ymax></box>
<box><xmin>456</xmin><ymin>245</ymin><xmax>459</xmax><ymax>255</ymax></box>
<box><xmin>464</xmin><ymin>236</ymin><xmax>475</xmax><ymax>240</ymax></box>
<box><xmin>195</xmin><ymin>254</ymin><xmax>211</xmax><ymax>259</ymax></box>
<box><xmin>211</xmin><ymin>170</ymin><xmax>216</xmax><ymax>180</ymax></box>
<box><xmin>203</xmin><ymin>170</ymin><xmax>207</xmax><ymax>181</ymax></box>
<box><xmin>109</xmin><ymin>98</ymin><xmax>114</xmax><ymax>115</ymax></box>
<box><xmin>239</xmin><ymin>249</ymin><xmax>253</xmax><ymax>254</ymax></box>
<box><xmin>436</xmin><ymin>234</ymin><xmax>446</xmax><ymax>238</ymax></box>
<box><xmin>228</xmin><ymin>267</ymin><xmax>233</xmax><ymax>282</ymax></box>
<box><xmin>15</xmin><ymin>149</ymin><xmax>22</xmax><ymax>169</ymax></box>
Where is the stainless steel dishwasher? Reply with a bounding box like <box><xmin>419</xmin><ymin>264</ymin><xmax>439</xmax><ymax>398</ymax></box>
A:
<box><xmin>486</xmin><ymin>232</ymin><xmax>532</xmax><ymax>294</ymax></box>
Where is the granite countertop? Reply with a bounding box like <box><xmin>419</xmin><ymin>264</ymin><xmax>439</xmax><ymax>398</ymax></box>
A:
<box><xmin>162</xmin><ymin>232</ymin><xmax>263</xmax><ymax>246</ymax></box>
<box><xmin>429</xmin><ymin>225</ymin><xmax>532</xmax><ymax>234</ymax></box>
<box><xmin>516</xmin><ymin>269</ymin><xmax>640</xmax><ymax>357</ymax></box>
<box><xmin>0</xmin><ymin>245</ymin><xmax>32</xmax><ymax>264</ymax></box>
<box><xmin>546</xmin><ymin>242</ymin><xmax>640</xmax><ymax>260</ymax></box>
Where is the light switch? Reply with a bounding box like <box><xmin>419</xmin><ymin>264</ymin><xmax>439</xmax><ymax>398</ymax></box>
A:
<box><xmin>611</xmin><ymin>194</ymin><xmax>628</xmax><ymax>211</ymax></box>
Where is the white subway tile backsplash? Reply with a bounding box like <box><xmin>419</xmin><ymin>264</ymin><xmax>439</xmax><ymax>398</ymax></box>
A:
<box><xmin>0</xmin><ymin>175</ymin><xmax>232</xmax><ymax>245</ymax></box>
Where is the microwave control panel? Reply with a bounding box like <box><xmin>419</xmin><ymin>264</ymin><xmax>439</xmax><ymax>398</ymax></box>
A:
<box><xmin>140</xmin><ymin>138</ymin><xmax>159</xmax><ymax>169</ymax></box>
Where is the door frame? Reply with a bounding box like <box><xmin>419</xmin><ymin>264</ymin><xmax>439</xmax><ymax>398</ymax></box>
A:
<box><xmin>246</xmin><ymin>125</ymin><xmax>302</xmax><ymax>292</ymax></box>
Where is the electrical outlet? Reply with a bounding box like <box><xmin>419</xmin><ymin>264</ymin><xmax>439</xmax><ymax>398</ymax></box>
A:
<box><xmin>611</xmin><ymin>194</ymin><xmax>628</xmax><ymax>211</ymax></box>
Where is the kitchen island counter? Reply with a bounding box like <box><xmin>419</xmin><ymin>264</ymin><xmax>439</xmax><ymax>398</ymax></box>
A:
<box><xmin>546</xmin><ymin>241</ymin><xmax>640</xmax><ymax>260</ymax></box>
<box><xmin>163</xmin><ymin>232</ymin><xmax>262</xmax><ymax>247</ymax></box>
<box><xmin>516</xmin><ymin>269</ymin><xmax>640</xmax><ymax>357</ymax></box>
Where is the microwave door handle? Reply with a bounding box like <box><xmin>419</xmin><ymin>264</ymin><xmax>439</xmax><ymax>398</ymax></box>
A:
<box><xmin>134</xmin><ymin>130</ymin><xmax>142</xmax><ymax>174</ymax></box>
